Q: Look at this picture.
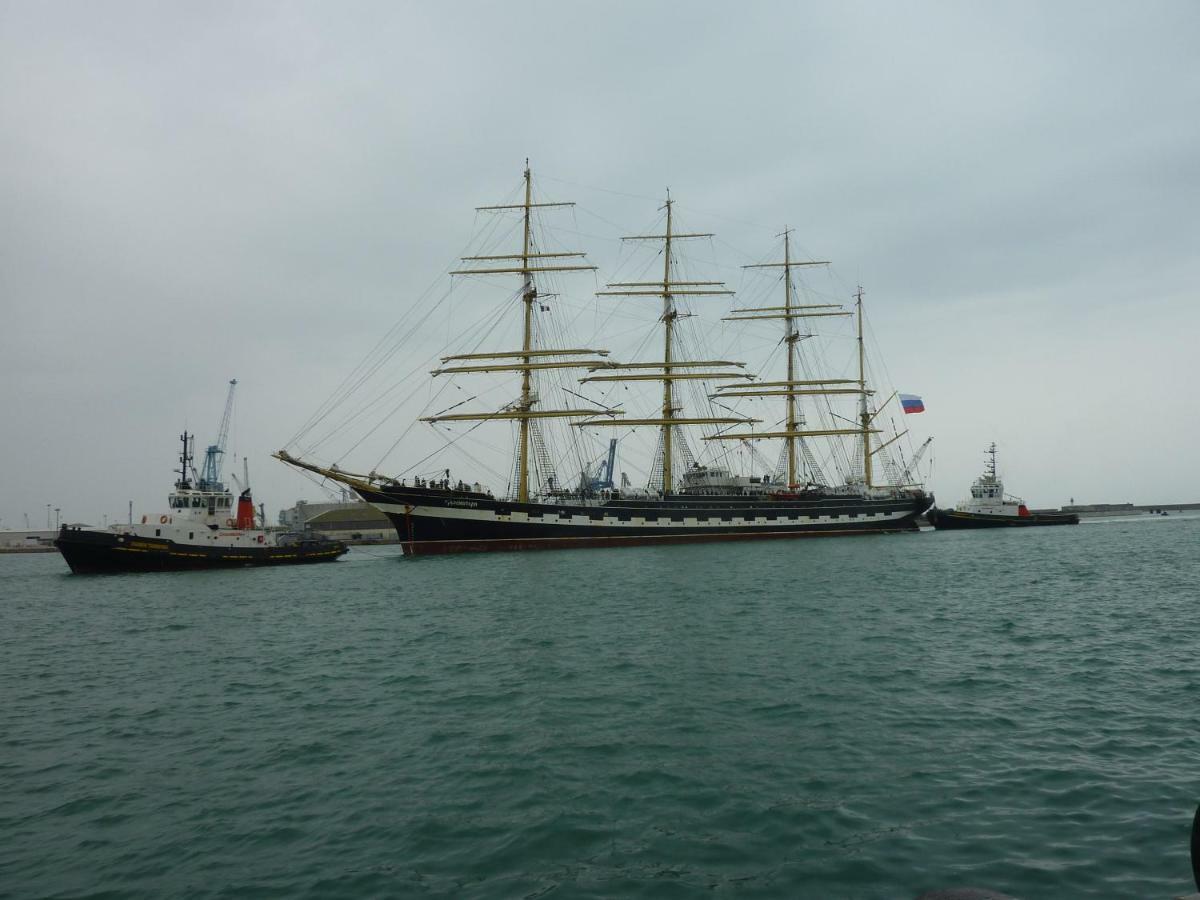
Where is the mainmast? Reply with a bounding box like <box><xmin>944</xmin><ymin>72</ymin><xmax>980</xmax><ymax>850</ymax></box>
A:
<box><xmin>422</xmin><ymin>162</ymin><xmax>618</xmax><ymax>503</ymax></box>
<box><xmin>578</xmin><ymin>195</ymin><xmax>757</xmax><ymax>495</ymax></box>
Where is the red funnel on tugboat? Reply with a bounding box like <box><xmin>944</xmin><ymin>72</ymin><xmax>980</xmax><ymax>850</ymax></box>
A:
<box><xmin>236</xmin><ymin>491</ymin><xmax>255</xmax><ymax>529</ymax></box>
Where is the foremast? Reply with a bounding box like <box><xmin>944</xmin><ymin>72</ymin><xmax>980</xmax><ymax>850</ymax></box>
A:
<box><xmin>421</xmin><ymin>162</ymin><xmax>620</xmax><ymax>502</ymax></box>
<box><xmin>576</xmin><ymin>196</ymin><xmax>757</xmax><ymax>495</ymax></box>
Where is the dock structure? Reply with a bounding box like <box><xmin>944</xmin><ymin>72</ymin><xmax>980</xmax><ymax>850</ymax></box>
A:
<box><xmin>1030</xmin><ymin>502</ymin><xmax>1200</xmax><ymax>518</ymax></box>
<box><xmin>0</xmin><ymin>530</ymin><xmax>57</xmax><ymax>553</ymax></box>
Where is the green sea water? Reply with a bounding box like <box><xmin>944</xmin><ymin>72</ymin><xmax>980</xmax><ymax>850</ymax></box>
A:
<box><xmin>3</xmin><ymin>516</ymin><xmax>1198</xmax><ymax>899</ymax></box>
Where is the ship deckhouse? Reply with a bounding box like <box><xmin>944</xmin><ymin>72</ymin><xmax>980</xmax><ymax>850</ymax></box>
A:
<box><xmin>165</xmin><ymin>431</ymin><xmax>239</xmax><ymax>524</ymax></box>
<box><xmin>167</xmin><ymin>489</ymin><xmax>235</xmax><ymax>519</ymax></box>
<box><xmin>956</xmin><ymin>443</ymin><xmax>1022</xmax><ymax>515</ymax></box>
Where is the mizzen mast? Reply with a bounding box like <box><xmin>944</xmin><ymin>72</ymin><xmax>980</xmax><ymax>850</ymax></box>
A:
<box><xmin>424</xmin><ymin>162</ymin><xmax>618</xmax><ymax>502</ymax></box>
<box><xmin>578</xmin><ymin>196</ymin><xmax>756</xmax><ymax>495</ymax></box>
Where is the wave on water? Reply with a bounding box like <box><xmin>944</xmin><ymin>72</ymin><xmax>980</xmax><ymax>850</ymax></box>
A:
<box><xmin>3</xmin><ymin>518</ymin><xmax>1198</xmax><ymax>897</ymax></box>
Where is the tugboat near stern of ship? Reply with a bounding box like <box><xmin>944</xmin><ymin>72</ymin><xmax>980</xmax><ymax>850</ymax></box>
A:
<box><xmin>927</xmin><ymin>443</ymin><xmax>1078</xmax><ymax>529</ymax></box>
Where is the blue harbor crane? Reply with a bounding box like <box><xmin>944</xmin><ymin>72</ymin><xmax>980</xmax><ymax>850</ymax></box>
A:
<box><xmin>197</xmin><ymin>379</ymin><xmax>237</xmax><ymax>491</ymax></box>
<box><xmin>584</xmin><ymin>438</ymin><xmax>618</xmax><ymax>491</ymax></box>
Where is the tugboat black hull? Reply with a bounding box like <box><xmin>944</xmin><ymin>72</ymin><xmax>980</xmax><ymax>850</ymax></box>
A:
<box><xmin>55</xmin><ymin>527</ymin><xmax>348</xmax><ymax>574</ymax></box>
<box><xmin>357</xmin><ymin>485</ymin><xmax>935</xmax><ymax>556</ymax></box>
<box><xmin>927</xmin><ymin>508</ymin><xmax>1079</xmax><ymax>529</ymax></box>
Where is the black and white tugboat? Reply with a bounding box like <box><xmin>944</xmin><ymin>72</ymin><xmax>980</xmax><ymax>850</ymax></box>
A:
<box><xmin>55</xmin><ymin>431</ymin><xmax>348</xmax><ymax>574</ymax></box>
<box><xmin>275</xmin><ymin>165</ymin><xmax>933</xmax><ymax>555</ymax></box>
<box><xmin>927</xmin><ymin>443</ymin><xmax>1078</xmax><ymax>529</ymax></box>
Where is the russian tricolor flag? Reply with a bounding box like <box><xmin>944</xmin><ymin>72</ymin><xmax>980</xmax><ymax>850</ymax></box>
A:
<box><xmin>899</xmin><ymin>393</ymin><xmax>925</xmax><ymax>414</ymax></box>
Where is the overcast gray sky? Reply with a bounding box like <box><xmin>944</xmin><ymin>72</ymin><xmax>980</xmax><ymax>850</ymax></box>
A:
<box><xmin>2</xmin><ymin>0</ymin><xmax>1198</xmax><ymax>528</ymax></box>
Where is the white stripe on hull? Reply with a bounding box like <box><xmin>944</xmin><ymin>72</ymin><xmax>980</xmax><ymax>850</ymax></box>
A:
<box><xmin>371</xmin><ymin>502</ymin><xmax>914</xmax><ymax>529</ymax></box>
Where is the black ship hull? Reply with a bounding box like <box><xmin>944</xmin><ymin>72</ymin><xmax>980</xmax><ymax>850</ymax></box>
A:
<box><xmin>356</xmin><ymin>484</ymin><xmax>934</xmax><ymax>556</ymax></box>
<box><xmin>927</xmin><ymin>508</ymin><xmax>1079</xmax><ymax>529</ymax></box>
<box><xmin>55</xmin><ymin>526</ymin><xmax>349</xmax><ymax>574</ymax></box>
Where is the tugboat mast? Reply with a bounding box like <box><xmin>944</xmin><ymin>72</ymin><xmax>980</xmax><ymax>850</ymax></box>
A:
<box><xmin>175</xmin><ymin>431</ymin><xmax>194</xmax><ymax>490</ymax></box>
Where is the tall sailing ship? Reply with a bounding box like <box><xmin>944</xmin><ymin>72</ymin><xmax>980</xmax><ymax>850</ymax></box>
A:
<box><xmin>277</xmin><ymin>165</ymin><xmax>933</xmax><ymax>555</ymax></box>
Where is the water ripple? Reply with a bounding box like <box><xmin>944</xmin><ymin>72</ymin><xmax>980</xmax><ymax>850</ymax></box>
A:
<box><xmin>3</xmin><ymin>517</ymin><xmax>1199</xmax><ymax>897</ymax></box>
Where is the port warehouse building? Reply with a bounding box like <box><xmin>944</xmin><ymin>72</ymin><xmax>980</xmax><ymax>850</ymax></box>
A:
<box><xmin>278</xmin><ymin>499</ymin><xmax>395</xmax><ymax>544</ymax></box>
